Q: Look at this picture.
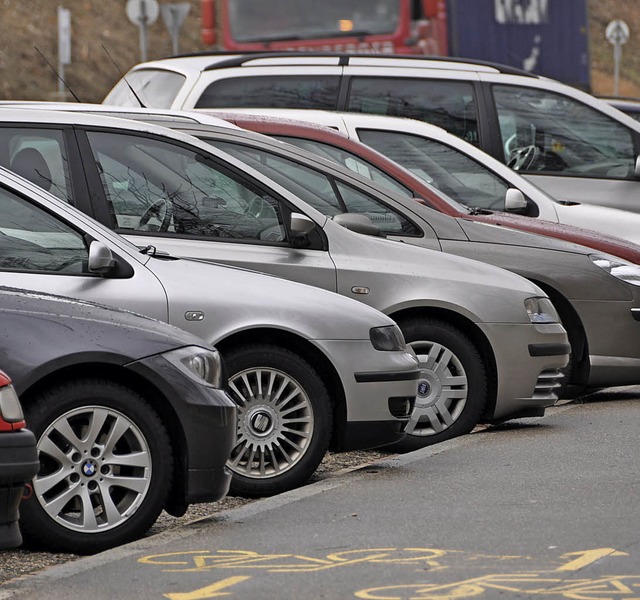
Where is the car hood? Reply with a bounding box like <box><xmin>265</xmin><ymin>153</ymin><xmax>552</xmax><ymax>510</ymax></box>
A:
<box><xmin>553</xmin><ymin>201</ymin><xmax>640</xmax><ymax>247</ymax></box>
<box><xmin>0</xmin><ymin>286</ymin><xmax>208</xmax><ymax>393</ymax></box>
<box><xmin>455</xmin><ymin>217</ymin><xmax>592</xmax><ymax>254</ymax></box>
<box><xmin>143</xmin><ymin>255</ymin><xmax>398</xmax><ymax>344</ymax></box>
<box><xmin>465</xmin><ymin>210</ymin><xmax>640</xmax><ymax>265</ymax></box>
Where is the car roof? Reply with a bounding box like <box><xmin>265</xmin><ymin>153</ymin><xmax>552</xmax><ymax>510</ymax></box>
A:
<box><xmin>127</xmin><ymin>52</ymin><xmax>539</xmax><ymax>77</ymax></box>
<box><xmin>0</xmin><ymin>101</ymin><xmax>239</xmax><ymax>129</ymax></box>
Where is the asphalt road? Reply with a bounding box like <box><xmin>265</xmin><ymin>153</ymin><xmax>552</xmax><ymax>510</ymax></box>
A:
<box><xmin>2</xmin><ymin>388</ymin><xmax>640</xmax><ymax>600</ymax></box>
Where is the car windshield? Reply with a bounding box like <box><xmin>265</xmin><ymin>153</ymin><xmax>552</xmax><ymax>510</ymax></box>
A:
<box><xmin>357</xmin><ymin>129</ymin><xmax>513</xmax><ymax>211</ymax></box>
<box><xmin>227</xmin><ymin>0</ymin><xmax>401</xmax><ymax>43</ymax></box>
<box><xmin>103</xmin><ymin>69</ymin><xmax>186</xmax><ymax>108</ymax></box>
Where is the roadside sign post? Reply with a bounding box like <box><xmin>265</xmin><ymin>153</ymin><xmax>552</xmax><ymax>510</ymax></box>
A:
<box><xmin>161</xmin><ymin>3</ymin><xmax>191</xmax><ymax>55</ymax></box>
<box><xmin>57</xmin><ymin>6</ymin><xmax>71</xmax><ymax>96</ymax></box>
<box><xmin>606</xmin><ymin>19</ymin><xmax>630</xmax><ymax>97</ymax></box>
<box><xmin>126</xmin><ymin>0</ymin><xmax>160</xmax><ymax>62</ymax></box>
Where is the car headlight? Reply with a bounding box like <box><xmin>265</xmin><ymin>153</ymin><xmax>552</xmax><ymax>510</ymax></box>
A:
<box><xmin>370</xmin><ymin>325</ymin><xmax>407</xmax><ymax>351</ymax></box>
<box><xmin>163</xmin><ymin>346</ymin><xmax>225</xmax><ymax>388</ymax></box>
<box><xmin>590</xmin><ymin>254</ymin><xmax>640</xmax><ymax>287</ymax></box>
<box><xmin>524</xmin><ymin>296</ymin><xmax>560</xmax><ymax>324</ymax></box>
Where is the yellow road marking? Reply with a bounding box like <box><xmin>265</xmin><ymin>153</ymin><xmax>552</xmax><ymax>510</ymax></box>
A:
<box><xmin>164</xmin><ymin>576</ymin><xmax>251</xmax><ymax>599</ymax></box>
<box><xmin>558</xmin><ymin>549</ymin><xmax>629</xmax><ymax>571</ymax></box>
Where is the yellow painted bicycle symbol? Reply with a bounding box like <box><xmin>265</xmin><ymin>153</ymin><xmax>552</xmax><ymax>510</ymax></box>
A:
<box><xmin>356</xmin><ymin>574</ymin><xmax>640</xmax><ymax>599</ymax></box>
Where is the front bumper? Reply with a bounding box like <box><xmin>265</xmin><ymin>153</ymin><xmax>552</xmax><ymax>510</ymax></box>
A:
<box><xmin>0</xmin><ymin>429</ymin><xmax>38</xmax><ymax>550</ymax></box>
<box><xmin>128</xmin><ymin>356</ymin><xmax>237</xmax><ymax>506</ymax></box>
<box><xmin>314</xmin><ymin>339</ymin><xmax>420</xmax><ymax>451</ymax></box>
<box><xmin>479</xmin><ymin>322</ymin><xmax>569</xmax><ymax>421</ymax></box>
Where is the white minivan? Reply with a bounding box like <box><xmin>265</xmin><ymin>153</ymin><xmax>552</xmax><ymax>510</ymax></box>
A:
<box><xmin>103</xmin><ymin>53</ymin><xmax>640</xmax><ymax>214</ymax></box>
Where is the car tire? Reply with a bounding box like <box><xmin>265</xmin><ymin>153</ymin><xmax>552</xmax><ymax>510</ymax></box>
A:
<box><xmin>20</xmin><ymin>379</ymin><xmax>172</xmax><ymax>554</ymax></box>
<box><xmin>225</xmin><ymin>344</ymin><xmax>333</xmax><ymax>498</ymax></box>
<box><xmin>391</xmin><ymin>318</ymin><xmax>488</xmax><ymax>452</ymax></box>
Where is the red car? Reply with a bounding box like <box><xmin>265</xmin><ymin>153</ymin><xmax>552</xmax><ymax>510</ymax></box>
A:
<box><xmin>213</xmin><ymin>111</ymin><xmax>640</xmax><ymax>265</ymax></box>
<box><xmin>0</xmin><ymin>370</ymin><xmax>38</xmax><ymax>549</ymax></box>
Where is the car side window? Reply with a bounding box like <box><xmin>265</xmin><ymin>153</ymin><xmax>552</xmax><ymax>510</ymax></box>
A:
<box><xmin>493</xmin><ymin>85</ymin><xmax>636</xmax><ymax>179</ymax></box>
<box><xmin>85</xmin><ymin>131</ymin><xmax>286</xmax><ymax>242</ymax></box>
<box><xmin>195</xmin><ymin>76</ymin><xmax>341</xmax><ymax>110</ymax></box>
<box><xmin>0</xmin><ymin>128</ymin><xmax>73</xmax><ymax>203</ymax></box>
<box><xmin>357</xmin><ymin>129</ymin><xmax>511</xmax><ymax>210</ymax></box>
<box><xmin>0</xmin><ymin>185</ymin><xmax>88</xmax><ymax>273</ymax></box>
<box><xmin>274</xmin><ymin>135</ymin><xmax>413</xmax><ymax>197</ymax></box>
<box><xmin>347</xmin><ymin>78</ymin><xmax>480</xmax><ymax>145</ymax></box>
<box><xmin>210</xmin><ymin>140</ymin><xmax>420</xmax><ymax>236</ymax></box>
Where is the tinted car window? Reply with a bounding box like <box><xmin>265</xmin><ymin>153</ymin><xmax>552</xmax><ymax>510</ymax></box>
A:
<box><xmin>210</xmin><ymin>140</ymin><xmax>420</xmax><ymax>235</ymax></box>
<box><xmin>195</xmin><ymin>76</ymin><xmax>341</xmax><ymax>109</ymax></box>
<box><xmin>85</xmin><ymin>131</ymin><xmax>286</xmax><ymax>242</ymax></box>
<box><xmin>275</xmin><ymin>135</ymin><xmax>413</xmax><ymax>197</ymax></box>
<box><xmin>358</xmin><ymin>129</ymin><xmax>512</xmax><ymax>210</ymax></box>
<box><xmin>0</xmin><ymin>185</ymin><xmax>88</xmax><ymax>273</ymax></box>
<box><xmin>494</xmin><ymin>85</ymin><xmax>636</xmax><ymax>179</ymax></box>
<box><xmin>347</xmin><ymin>78</ymin><xmax>480</xmax><ymax>145</ymax></box>
<box><xmin>104</xmin><ymin>69</ymin><xmax>186</xmax><ymax>108</ymax></box>
<box><xmin>0</xmin><ymin>128</ymin><xmax>73</xmax><ymax>202</ymax></box>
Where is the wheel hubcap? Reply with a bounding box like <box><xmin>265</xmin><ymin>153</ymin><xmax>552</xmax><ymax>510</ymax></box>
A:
<box><xmin>227</xmin><ymin>367</ymin><xmax>314</xmax><ymax>479</ymax></box>
<box><xmin>405</xmin><ymin>340</ymin><xmax>468</xmax><ymax>437</ymax></box>
<box><xmin>33</xmin><ymin>406</ymin><xmax>152</xmax><ymax>533</ymax></box>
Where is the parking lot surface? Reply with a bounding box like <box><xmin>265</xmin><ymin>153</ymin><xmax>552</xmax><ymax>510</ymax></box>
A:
<box><xmin>2</xmin><ymin>390</ymin><xmax>639</xmax><ymax>599</ymax></box>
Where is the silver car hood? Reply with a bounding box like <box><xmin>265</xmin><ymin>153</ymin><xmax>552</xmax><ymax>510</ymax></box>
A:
<box><xmin>144</xmin><ymin>255</ymin><xmax>396</xmax><ymax>344</ymax></box>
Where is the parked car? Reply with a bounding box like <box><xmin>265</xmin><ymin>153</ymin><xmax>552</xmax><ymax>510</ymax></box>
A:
<box><xmin>103</xmin><ymin>52</ymin><xmax>640</xmax><ymax>214</ymax></box>
<box><xmin>601</xmin><ymin>97</ymin><xmax>640</xmax><ymax>123</ymax></box>
<box><xmin>106</xmin><ymin>112</ymin><xmax>640</xmax><ymax>404</ymax></box>
<box><xmin>0</xmin><ymin>108</ymin><xmax>568</xmax><ymax>450</ymax></box>
<box><xmin>209</xmin><ymin>109</ymin><xmax>640</xmax><ymax>248</ymax></box>
<box><xmin>0</xmin><ymin>285</ymin><xmax>237</xmax><ymax>554</ymax></box>
<box><xmin>0</xmin><ymin>370</ymin><xmax>38</xmax><ymax>550</ymax></box>
<box><xmin>11</xmin><ymin>102</ymin><xmax>640</xmax><ymax>260</ymax></box>
<box><xmin>0</xmin><ymin>162</ymin><xmax>419</xmax><ymax>494</ymax></box>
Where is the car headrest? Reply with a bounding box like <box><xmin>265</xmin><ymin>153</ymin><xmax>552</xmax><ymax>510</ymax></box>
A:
<box><xmin>10</xmin><ymin>147</ymin><xmax>52</xmax><ymax>192</ymax></box>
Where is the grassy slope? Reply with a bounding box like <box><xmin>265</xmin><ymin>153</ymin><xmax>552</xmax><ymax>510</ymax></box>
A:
<box><xmin>0</xmin><ymin>0</ymin><xmax>638</xmax><ymax>102</ymax></box>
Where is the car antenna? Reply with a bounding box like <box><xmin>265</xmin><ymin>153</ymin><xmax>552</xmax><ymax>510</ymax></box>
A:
<box><xmin>102</xmin><ymin>44</ymin><xmax>147</xmax><ymax>108</ymax></box>
<box><xmin>34</xmin><ymin>46</ymin><xmax>82</xmax><ymax>102</ymax></box>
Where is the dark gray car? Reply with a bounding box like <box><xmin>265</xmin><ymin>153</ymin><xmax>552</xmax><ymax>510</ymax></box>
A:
<box><xmin>0</xmin><ymin>286</ymin><xmax>237</xmax><ymax>554</ymax></box>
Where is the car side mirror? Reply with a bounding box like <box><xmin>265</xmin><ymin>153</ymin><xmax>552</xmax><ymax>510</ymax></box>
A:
<box><xmin>634</xmin><ymin>156</ymin><xmax>640</xmax><ymax>178</ymax></box>
<box><xmin>290</xmin><ymin>212</ymin><xmax>315</xmax><ymax>248</ymax></box>
<box><xmin>88</xmin><ymin>241</ymin><xmax>116</xmax><ymax>275</ymax></box>
<box><xmin>504</xmin><ymin>188</ymin><xmax>528</xmax><ymax>213</ymax></box>
<box><xmin>333</xmin><ymin>213</ymin><xmax>382</xmax><ymax>237</ymax></box>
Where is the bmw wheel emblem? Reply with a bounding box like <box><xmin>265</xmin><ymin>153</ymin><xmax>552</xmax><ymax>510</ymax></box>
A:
<box><xmin>82</xmin><ymin>460</ymin><xmax>98</xmax><ymax>477</ymax></box>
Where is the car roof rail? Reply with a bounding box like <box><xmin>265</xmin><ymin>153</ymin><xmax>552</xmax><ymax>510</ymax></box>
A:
<box><xmin>190</xmin><ymin>52</ymin><xmax>538</xmax><ymax>77</ymax></box>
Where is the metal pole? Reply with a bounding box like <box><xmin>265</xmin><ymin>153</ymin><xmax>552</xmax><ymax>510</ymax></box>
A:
<box><xmin>140</xmin><ymin>0</ymin><xmax>148</xmax><ymax>62</ymax></box>
<box><xmin>613</xmin><ymin>42</ymin><xmax>621</xmax><ymax>97</ymax></box>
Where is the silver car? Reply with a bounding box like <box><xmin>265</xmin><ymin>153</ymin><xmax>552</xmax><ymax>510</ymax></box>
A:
<box><xmin>0</xmin><ymin>109</ymin><xmax>569</xmax><ymax>451</ymax></box>
<box><xmin>0</xmin><ymin>166</ymin><xmax>420</xmax><ymax>497</ymax></box>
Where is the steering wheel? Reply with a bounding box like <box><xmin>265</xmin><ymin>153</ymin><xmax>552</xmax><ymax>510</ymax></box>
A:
<box><xmin>139</xmin><ymin>198</ymin><xmax>173</xmax><ymax>232</ymax></box>
<box><xmin>507</xmin><ymin>145</ymin><xmax>541</xmax><ymax>171</ymax></box>
<box><xmin>243</xmin><ymin>196</ymin><xmax>278</xmax><ymax>220</ymax></box>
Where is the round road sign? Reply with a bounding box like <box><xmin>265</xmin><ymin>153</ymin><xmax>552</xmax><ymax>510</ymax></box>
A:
<box><xmin>606</xmin><ymin>20</ymin><xmax>630</xmax><ymax>46</ymax></box>
<box><xmin>126</xmin><ymin>0</ymin><xmax>160</xmax><ymax>26</ymax></box>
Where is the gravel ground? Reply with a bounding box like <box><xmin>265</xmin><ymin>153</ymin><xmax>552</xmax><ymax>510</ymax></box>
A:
<box><xmin>0</xmin><ymin>448</ymin><xmax>392</xmax><ymax>585</ymax></box>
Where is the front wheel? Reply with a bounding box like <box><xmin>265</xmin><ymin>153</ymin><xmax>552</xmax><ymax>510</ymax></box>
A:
<box><xmin>20</xmin><ymin>379</ymin><xmax>173</xmax><ymax>554</ymax></box>
<box><xmin>391</xmin><ymin>318</ymin><xmax>488</xmax><ymax>452</ymax></box>
<box><xmin>225</xmin><ymin>344</ymin><xmax>333</xmax><ymax>497</ymax></box>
